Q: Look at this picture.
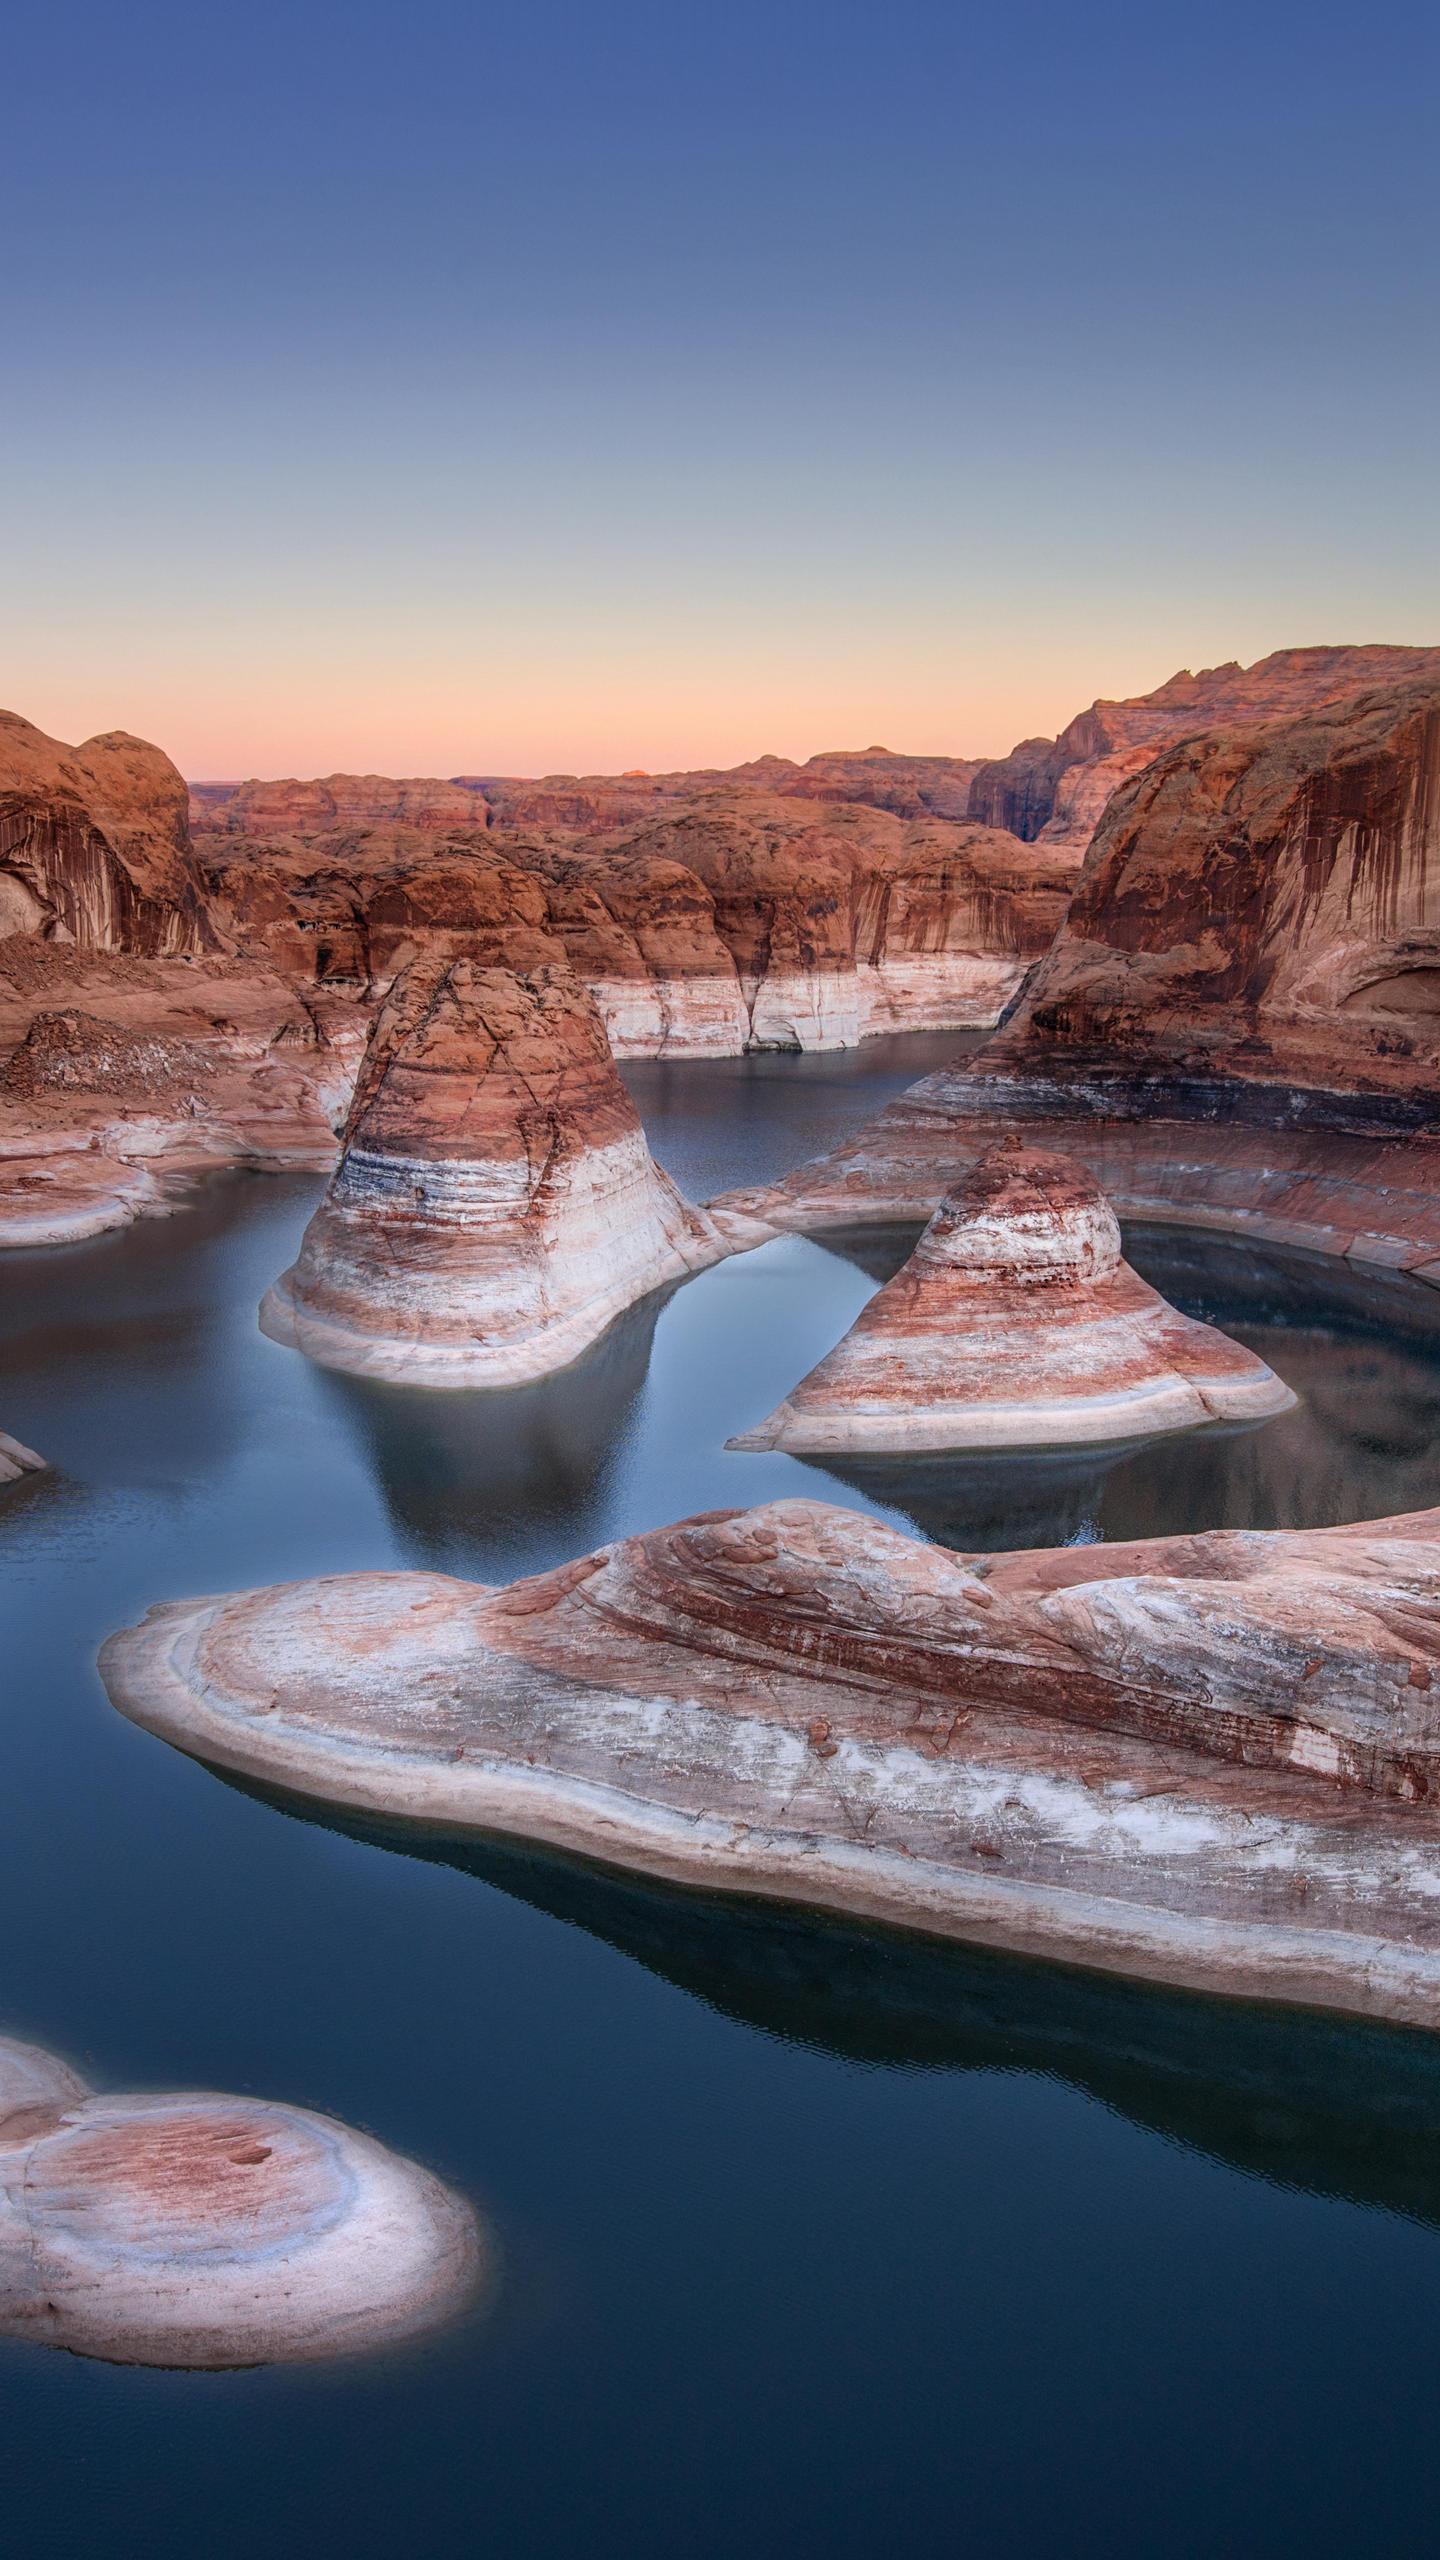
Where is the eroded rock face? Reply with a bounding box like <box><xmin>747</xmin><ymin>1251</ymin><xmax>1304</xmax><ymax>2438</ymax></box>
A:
<box><xmin>201</xmin><ymin>795</ymin><xmax>1071</xmax><ymax>1054</ymax></box>
<box><xmin>260</xmin><ymin>958</ymin><xmax>725</xmax><ymax>1384</ymax></box>
<box><xmin>0</xmin><ymin>939</ymin><xmax>360</xmax><ymax>1248</ymax></box>
<box><xmin>612</xmin><ymin>797</ymin><xmax>1069</xmax><ymax>1050</ymax></box>
<box><xmin>0</xmin><ymin>2033</ymin><xmax>479</xmax><ymax>2367</ymax></box>
<box><xmin>100</xmin><ymin>1496</ymin><xmax>1440</xmax><ymax>2025</ymax></box>
<box><xmin>729</xmin><ymin>1141</ymin><xmax>1292</xmax><ymax>1453</ymax></box>
<box><xmin>988</xmin><ymin>678</ymin><xmax>1440</xmax><ymax>1116</ymax></box>
<box><xmin>968</xmin><ymin>645</ymin><xmax>1440</xmax><ymax>854</ymax></box>
<box><xmin>0</xmin><ymin>713</ymin><xmax>212</xmax><ymax>957</ymax></box>
<box><xmin>193</xmin><ymin>773</ymin><xmax>485</xmax><ymax>835</ymax></box>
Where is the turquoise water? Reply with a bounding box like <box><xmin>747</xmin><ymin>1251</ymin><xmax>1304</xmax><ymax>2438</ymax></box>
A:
<box><xmin>6</xmin><ymin>1035</ymin><xmax>1440</xmax><ymax>2558</ymax></box>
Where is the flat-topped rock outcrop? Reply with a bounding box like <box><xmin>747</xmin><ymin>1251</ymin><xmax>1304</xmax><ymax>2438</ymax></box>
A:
<box><xmin>100</xmin><ymin>1496</ymin><xmax>1440</xmax><ymax>2025</ymax></box>
<box><xmin>0</xmin><ymin>2032</ymin><xmax>479</xmax><ymax>2367</ymax></box>
<box><xmin>705</xmin><ymin>1068</ymin><xmax>1440</xmax><ymax>1283</ymax></box>
<box><xmin>729</xmin><ymin>1140</ymin><xmax>1293</xmax><ymax>1453</ymax></box>
<box><xmin>260</xmin><ymin>956</ymin><xmax>725</xmax><ymax>1384</ymax></box>
<box><xmin>192</xmin><ymin>772</ymin><xmax>484</xmax><ymax>836</ymax></box>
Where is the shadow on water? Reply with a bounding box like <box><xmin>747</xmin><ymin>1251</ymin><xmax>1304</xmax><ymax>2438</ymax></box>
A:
<box><xmin>218</xmin><ymin>1768</ymin><xmax>1440</xmax><ymax>2234</ymax></box>
<box><xmin>805</xmin><ymin>1221</ymin><xmax>1440</xmax><ymax>1548</ymax></box>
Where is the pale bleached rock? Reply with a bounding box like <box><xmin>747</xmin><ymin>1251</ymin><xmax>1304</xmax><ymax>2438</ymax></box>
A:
<box><xmin>100</xmin><ymin>1496</ymin><xmax>1440</xmax><ymax>2027</ymax></box>
<box><xmin>704</xmin><ymin>1073</ymin><xmax>1440</xmax><ymax>1278</ymax></box>
<box><xmin>729</xmin><ymin>1140</ymin><xmax>1294</xmax><ymax>1453</ymax></box>
<box><xmin>0</xmin><ymin>2033</ymin><xmax>480</xmax><ymax>2367</ymax></box>
<box><xmin>260</xmin><ymin>957</ymin><xmax>725</xmax><ymax>1386</ymax></box>
<box><xmin>0</xmin><ymin>1430</ymin><xmax>44</xmax><ymax>1486</ymax></box>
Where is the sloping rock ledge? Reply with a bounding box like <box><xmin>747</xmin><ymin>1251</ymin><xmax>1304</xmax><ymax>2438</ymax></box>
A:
<box><xmin>101</xmin><ymin>1497</ymin><xmax>1440</xmax><ymax>2029</ymax></box>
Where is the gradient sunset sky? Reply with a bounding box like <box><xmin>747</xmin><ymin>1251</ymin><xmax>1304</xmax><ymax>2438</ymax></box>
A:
<box><xmin>7</xmin><ymin>0</ymin><xmax>1437</xmax><ymax>779</ymax></box>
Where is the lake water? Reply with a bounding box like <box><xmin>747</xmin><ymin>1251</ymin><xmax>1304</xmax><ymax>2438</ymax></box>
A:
<box><xmin>7</xmin><ymin>1032</ymin><xmax>1440</xmax><ymax>2558</ymax></box>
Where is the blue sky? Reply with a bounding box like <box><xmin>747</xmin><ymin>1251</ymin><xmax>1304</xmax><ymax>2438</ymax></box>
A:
<box><xmin>5</xmin><ymin>0</ymin><xmax>1436</xmax><ymax>773</ymax></box>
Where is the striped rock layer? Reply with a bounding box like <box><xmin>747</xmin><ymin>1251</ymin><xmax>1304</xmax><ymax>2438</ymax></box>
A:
<box><xmin>0</xmin><ymin>2034</ymin><xmax>480</xmax><ymax>2367</ymax></box>
<box><xmin>730</xmin><ymin>1141</ymin><xmax>1294</xmax><ymax>1453</ymax></box>
<box><xmin>101</xmin><ymin>1495</ymin><xmax>1440</xmax><ymax>2027</ymax></box>
<box><xmin>261</xmin><ymin>958</ymin><xmax>725</xmax><ymax>1386</ymax></box>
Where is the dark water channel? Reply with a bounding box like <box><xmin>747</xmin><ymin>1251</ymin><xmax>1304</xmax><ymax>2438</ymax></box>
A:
<box><xmin>6</xmin><ymin>1033</ymin><xmax>1440</xmax><ymax>2557</ymax></box>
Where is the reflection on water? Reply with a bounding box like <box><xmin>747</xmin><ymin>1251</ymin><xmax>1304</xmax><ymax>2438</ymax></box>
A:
<box><xmin>319</xmin><ymin>1296</ymin><xmax>667</xmax><ymax>1569</ymax></box>
<box><xmin>7</xmin><ymin>1047</ymin><xmax>1440</xmax><ymax>2557</ymax></box>
<box><xmin>806</xmin><ymin>1222</ymin><xmax>1440</xmax><ymax>1549</ymax></box>
<box><xmin>230</xmin><ymin>1776</ymin><xmax>1440</xmax><ymax>2236</ymax></box>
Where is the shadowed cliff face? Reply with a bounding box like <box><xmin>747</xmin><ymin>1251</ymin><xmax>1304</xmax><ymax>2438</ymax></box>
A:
<box><xmin>987</xmin><ymin>679</ymin><xmax>1440</xmax><ymax>1113</ymax></box>
<box><xmin>0</xmin><ymin>712</ymin><xmax>213</xmax><ymax>958</ymax></box>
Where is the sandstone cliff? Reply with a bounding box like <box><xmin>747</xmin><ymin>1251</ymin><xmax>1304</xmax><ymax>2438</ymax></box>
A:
<box><xmin>969</xmin><ymin>644</ymin><xmax>1440</xmax><ymax>854</ymax></box>
<box><xmin>987</xmin><ymin>676</ymin><xmax>1440</xmax><ymax>1115</ymax></box>
<box><xmin>200</xmin><ymin>795</ymin><xmax>1070</xmax><ymax>1054</ymax></box>
<box><xmin>202</xmin><ymin>747</ymin><xmax>985</xmax><ymax>838</ymax></box>
<box><xmin>0</xmin><ymin>713</ymin><xmax>212</xmax><ymax>956</ymax></box>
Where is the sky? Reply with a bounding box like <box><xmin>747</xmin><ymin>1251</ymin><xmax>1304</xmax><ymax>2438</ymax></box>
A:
<box><xmin>4</xmin><ymin>0</ymin><xmax>1437</xmax><ymax>780</ymax></box>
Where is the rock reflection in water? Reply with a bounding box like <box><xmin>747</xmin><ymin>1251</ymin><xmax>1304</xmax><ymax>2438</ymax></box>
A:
<box><xmin>807</xmin><ymin>1223</ymin><xmax>1440</xmax><ymax>1546</ymax></box>
<box><xmin>317</xmin><ymin>1290</ymin><xmax>666</xmax><ymax>1570</ymax></box>
<box><xmin>227</xmin><ymin>1780</ymin><xmax>1440</xmax><ymax>2235</ymax></box>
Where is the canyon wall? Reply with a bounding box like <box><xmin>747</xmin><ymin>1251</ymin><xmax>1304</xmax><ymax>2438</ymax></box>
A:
<box><xmin>968</xmin><ymin>645</ymin><xmax>1440</xmax><ymax>854</ymax></box>
<box><xmin>988</xmin><ymin>676</ymin><xmax>1440</xmax><ymax>1116</ymax></box>
<box><xmin>199</xmin><ymin>796</ymin><xmax>1072</xmax><ymax>1055</ymax></box>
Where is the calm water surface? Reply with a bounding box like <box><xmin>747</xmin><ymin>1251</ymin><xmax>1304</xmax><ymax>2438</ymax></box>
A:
<box><xmin>7</xmin><ymin>1034</ymin><xmax>1440</xmax><ymax>2558</ymax></box>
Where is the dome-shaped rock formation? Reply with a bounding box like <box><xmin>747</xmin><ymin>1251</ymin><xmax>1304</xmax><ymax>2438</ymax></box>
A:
<box><xmin>0</xmin><ymin>2032</ymin><xmax>480</xmax><ymax>2366</ymax></box>
<box><xmin>730</xmin><ymin>1141</ymin><xmax>1293</xmax><ymax>1453</ymax></box>
<box><xmin>260</xmin><ymin>956</ymin><xmax>725</xmax><ymax>1385</ymax></box>
<box><xmin>99</xmin><ymin>1496</ymin><xmax>1440</xmax><ymax>2026</ymax></box>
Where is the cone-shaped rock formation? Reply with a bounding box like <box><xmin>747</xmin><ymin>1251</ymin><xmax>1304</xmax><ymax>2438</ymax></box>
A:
<box><xmin>0</xmin><ymin>2032</ymin><xmax>480</xmax><ymax>2366</ymax></box>
<box><xmin>100</xmin><ymin>1495</ymin><xmax>1440</xmax><ymax>2025</ymax></box>
<box><xmin>260</xmin><ymin>957</ymin><xmax>725</xmax><ymax>1385</ymax></box>
<box><xmin>730</xmin><ymin>1140</ymin><xmax>1294</xmax><ymax>1453</ymax></box>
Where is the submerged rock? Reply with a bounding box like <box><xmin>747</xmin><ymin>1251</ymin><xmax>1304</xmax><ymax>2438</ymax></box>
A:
<box><xmin>260</xmin><ymin>956</ymin><xmax>725</xmax><ymax>1385</ymax></box>
<box><xmin>729</xmin><ymin>1140</ymin><xmax>1293</xmax><ymax>1453</ymax></box>
<box><xmin>101</xmin><ymin>1496</ymin><xmax>1440</xmax><ymax>2027</ymax></box>
<box><xmin>0</xmin><ymin>2033</ymin><xmax>480</xmax><ymax>2367</ymax></box>
<box><xmin>0</xmin><ymin>1430</ymin><xmax>44</xmax><ymax>1486</ymax></box>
